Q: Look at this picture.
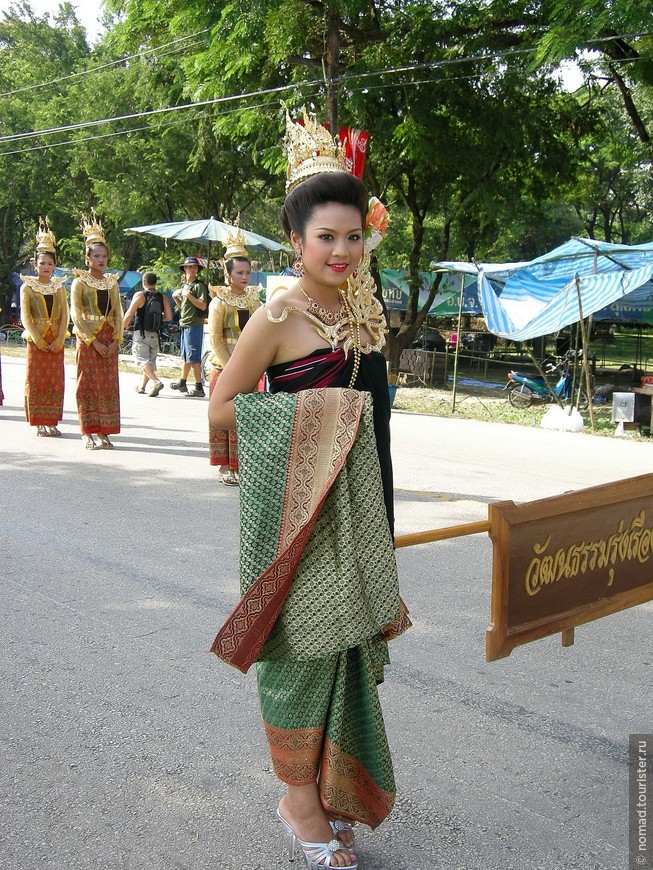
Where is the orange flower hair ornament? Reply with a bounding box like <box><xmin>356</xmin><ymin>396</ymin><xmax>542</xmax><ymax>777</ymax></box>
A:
<box><xmin>364</xmin><ymin>196</ymin><xmax>390</xmax><ymax>253</ymax></box>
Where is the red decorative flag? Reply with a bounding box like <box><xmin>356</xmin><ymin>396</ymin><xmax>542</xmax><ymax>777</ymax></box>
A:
<box><xmin>339</xmin><ymin>127</ymin><xmax>369</xmax><ymax>178</ymax></box>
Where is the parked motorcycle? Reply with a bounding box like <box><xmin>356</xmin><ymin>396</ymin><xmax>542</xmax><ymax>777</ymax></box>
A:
<box><xmin>505</xmin><ymin>355</ymin><xmax>589</xmax><ymax>409</ymax></box>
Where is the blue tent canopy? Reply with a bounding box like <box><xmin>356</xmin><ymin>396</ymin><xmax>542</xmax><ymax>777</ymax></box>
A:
<box><xmin>433</xmin><ymin>238</ymin><xmax>653</xmax><ymax>340</ymax></box>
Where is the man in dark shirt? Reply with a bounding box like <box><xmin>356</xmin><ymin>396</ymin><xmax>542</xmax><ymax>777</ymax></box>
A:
<box><xmin>123</xmin><ymin>272</ymin><xmax>173</xmax><ymax>396</ymax></box>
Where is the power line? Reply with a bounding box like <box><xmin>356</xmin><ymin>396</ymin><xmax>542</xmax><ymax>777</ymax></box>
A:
<box><xmin>0</xmin><ymin>97</ymin><xmax>312</xmax><ymax>156</ymax></box>
<box><xmin>0</xmin><ymin>81</ymin><xmax>317</xmax><ymax>144</ymax></box>
<box><xmin>0</xmin><ymin>29</ymin><xmax>211</xmax><ymax>98</ymax></box>
<box><xmin>1</xmin><ymin>36</ymin><xmax>650</xmax><ymax>151</ymax></box>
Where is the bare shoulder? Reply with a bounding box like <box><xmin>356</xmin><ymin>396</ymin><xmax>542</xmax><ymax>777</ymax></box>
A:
<box><xmin>265</xmin><ymin>285</ymin><xmax>305</xmax><ymax>319</ymax></box>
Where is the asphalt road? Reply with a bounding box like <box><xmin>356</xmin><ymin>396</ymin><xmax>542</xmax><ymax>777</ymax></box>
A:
<box><xmin>1</xmin><ymin>352</ymin><xmax>651</xmax><ymax>870</ymax></box>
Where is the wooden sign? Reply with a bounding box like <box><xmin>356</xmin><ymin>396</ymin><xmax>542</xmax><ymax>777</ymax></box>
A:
<box><xmin>486</xmin><ymin>473</ymin><xmax>653</xmax><ymax>661</ymax></box>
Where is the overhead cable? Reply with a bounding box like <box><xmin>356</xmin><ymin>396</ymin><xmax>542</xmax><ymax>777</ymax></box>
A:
<box><xmin>0</xmin><ymin>28</ymin><xmax>211</xmax><ymax>98</ymax></box>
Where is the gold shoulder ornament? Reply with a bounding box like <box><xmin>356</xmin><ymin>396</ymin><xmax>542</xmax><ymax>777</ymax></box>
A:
<box><xmin>20</xmin><ymin>274</ymin><xmax>66</xmax><ymax>295</ymax></box>
<box><xmin>72</xmin><ymin>269</ymin><xmax>119</xmax><ymax>291</ymax></box>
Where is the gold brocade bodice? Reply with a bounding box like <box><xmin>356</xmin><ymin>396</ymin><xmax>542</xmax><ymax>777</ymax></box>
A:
<box><xmin>70</xmin><ymin>271</ymin><xmax>123</xmax><ymax>346</ymax></box>
<box><xmin>19</xmin><ymin>279</ymin><xmax>70</xmax><ymax>349</ymax></box>
<box><xmin>207</xmin><ymin>285</ymin><xmax>262</xmax><ymax>369</ymax></box>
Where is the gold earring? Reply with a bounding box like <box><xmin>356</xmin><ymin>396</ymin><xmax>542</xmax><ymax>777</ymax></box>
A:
<box><xmin>292</xmin><ymin>247</ymin><xmax>304</xmax><ymax>276</ymax></box>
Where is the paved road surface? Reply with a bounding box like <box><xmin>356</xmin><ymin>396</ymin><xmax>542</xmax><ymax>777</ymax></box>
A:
<box><xmin>1</xmin><ymin>353</ymin><xmax>650</xmax><ymax>869</ymax></box>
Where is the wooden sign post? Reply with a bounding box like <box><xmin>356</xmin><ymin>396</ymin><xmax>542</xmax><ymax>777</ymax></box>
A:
<box><xmin>486</xmin><ymin>473</ymin><xmax>653</xmax><ymax>661</ymax></box>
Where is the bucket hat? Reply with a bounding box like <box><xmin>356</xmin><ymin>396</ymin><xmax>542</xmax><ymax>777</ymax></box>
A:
<box><xmin>179</xmin><ymin>256</ymin><xmax>203</xmax><ymax>272</ymax></box>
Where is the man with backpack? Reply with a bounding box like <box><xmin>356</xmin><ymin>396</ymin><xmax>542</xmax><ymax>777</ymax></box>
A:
<box><xmin>122</xmin><ymin>271</ymin><xmax>173</xmax><ymax>397</ymax></box>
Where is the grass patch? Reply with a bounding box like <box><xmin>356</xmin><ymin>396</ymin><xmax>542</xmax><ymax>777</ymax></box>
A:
<box><xmin>393</xmin><ymin>383</ymin><xmax>621</xmax><ymax>437</ymax></box>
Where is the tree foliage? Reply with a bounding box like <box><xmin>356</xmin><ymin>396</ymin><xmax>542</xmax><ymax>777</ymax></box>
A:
<box><xmin>0</xmin><ymin>0</ymin><xmax>651</xmax><ymax>367</ymax></box>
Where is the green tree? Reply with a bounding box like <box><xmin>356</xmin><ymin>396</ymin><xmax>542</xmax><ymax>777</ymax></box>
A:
<box><xmin>0</xmin><ymin>3</ymin><xmax>90</xmax><ymax>315</ymax></box>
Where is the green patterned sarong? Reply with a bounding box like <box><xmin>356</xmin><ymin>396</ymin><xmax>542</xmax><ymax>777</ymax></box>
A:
<box><xmin>211</xmin><ymin>388</ymin><xmax>410</xmax><ymax>828</ymax></box>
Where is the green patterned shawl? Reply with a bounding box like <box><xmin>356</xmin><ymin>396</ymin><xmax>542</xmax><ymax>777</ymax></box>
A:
<box><xmin>211</xmin><ymin>388</ymin><xmax>402</xmax><ymax>670</ymax></box>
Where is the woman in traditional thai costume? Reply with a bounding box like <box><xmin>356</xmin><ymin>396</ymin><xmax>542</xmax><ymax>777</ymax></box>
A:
<box><xmin>207</xmin><ymin>228</ymin><xmax>262</xmax><ymax>485</ymax></box>
<box><xmin>209</xmin><ymin>109</ymin><xmax>409</xmax><ymax>869</ymax></box>
<box><xmin>19</xmin><ymin>219</ymin><xmax>69</xmax><ymax>437</ymax></box>
<box><xmin>70</xmin><ymin>215</ymin><xmax>122</xmax><ymax>449</ymax></box>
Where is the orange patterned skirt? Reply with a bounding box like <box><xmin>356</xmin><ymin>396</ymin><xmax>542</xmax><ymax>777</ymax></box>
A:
<box><xmin>208</xmin><ymin>368</ymin><xmax>237</xmax><ymax>468</ymax></box>
<box><xmin>75</xmin><ymin>322</ymin><xmax>120</xmax><ymax>435</ymax></box>
<box><xmin>24</xmin><ymin>332</ymin><xmax>65</xmax><ymax>426</ymax></box>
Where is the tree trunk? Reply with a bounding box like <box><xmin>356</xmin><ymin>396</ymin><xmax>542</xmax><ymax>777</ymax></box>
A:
<box><xmin>325</xmin><ymin>7</ymin><xmax>340</xmax><ymax>133</ymax></box>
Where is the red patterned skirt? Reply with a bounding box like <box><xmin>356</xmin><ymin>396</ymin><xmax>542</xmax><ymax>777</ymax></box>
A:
<box><xmin>208</xmin><ymin>368</ymin><xmax>237</xmax><ymax>468</ymax></box>
<box><xmin>75</xmin><ymin>322</ymin><xmax>120</xmax><ymax>435</ymax></box>
<box><xmin>24</xmin><ymin>330</ymin><xmax>65</xmax><ymax>426</ymax></box>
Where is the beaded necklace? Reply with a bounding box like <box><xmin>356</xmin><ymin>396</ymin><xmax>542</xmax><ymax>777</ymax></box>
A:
<box><xmin>296</xmin><ymin>283</ymin><xmax>346</xmax><ymax>326</ymax></box>
<box><xmin>338</xmin><ymin>288</ymin><xmax>361</xmax><ymax>388</ymax></box>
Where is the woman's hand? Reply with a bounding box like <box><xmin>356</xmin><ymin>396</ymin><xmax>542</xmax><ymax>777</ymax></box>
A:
<box><xmin>92</xmin><ymin>338</ymin><xmax>109</xmax><ymax>356</ymax></box>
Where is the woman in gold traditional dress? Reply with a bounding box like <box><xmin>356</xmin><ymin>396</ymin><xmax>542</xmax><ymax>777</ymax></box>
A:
<box><xmin>209</xmin><ymin>109</ymin><xmax>408</xmax><ymax>870</ymax></box>
<box><xmin>207</xmin><ymin>228</ymin><xmax>262</xmax><ymax>484</ymax></box>
<box><xmin>70</xmin><ymin>216</ymin><xmax>123</xmax><ymax>449</ymax></box>
<box><xmin>19</xmin><ymin>219</ymin><xmax>69</xmax><ymax>437</ymax></box>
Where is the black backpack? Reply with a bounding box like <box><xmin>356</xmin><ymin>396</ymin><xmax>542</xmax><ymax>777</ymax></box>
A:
<box><xmin>139</xmin><ymin>291</ymin><xmax>164</xmax><ymax>335</ymax></box>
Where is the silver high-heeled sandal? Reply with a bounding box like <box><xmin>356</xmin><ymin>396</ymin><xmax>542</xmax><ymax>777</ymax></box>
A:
<box><xmin>277</xmin><ymin>808</ymin><xmax>358</xmax><ymax>869</ymax></box>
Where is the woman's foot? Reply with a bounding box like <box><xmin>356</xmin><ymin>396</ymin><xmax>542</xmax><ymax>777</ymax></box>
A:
<box><xmin>82</xmin><ymin>435</ymin><xmax>97</xmax><ymax>449</ymax></box>
<box><xmin>97</xmin><ymin>435</ymin><xmax>114</xmax><ymax>449</ymax></box>
<box><xmin>330</xmin><ymin>820</ymin><xmax>356</xmax><ymax>849</ymax></box>
<box><xmin>48</xmin><ymin>426</ymin><xmax>62</xmax><ymax>437</ymax></box>
<box><xmin>221</xmin><ymin>469</ymin><xmax>239</xmax><ymax>486</ymax></box>
<box><xmin>37</xmin><ymin>426</ymin><xmax>48</xmax><ymax>437</ymax></box>
<box><xmin>277</xmin><ymin>797</ymin><xmax>357</xmax><ymax>868</ymax></box>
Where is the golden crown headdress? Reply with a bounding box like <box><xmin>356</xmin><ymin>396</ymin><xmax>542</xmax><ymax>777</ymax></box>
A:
<box><xmin>81</xmin><ymin>211</ymin><xmax>107</xmax><ymax>249</ymax></box>
<box><xmin>283</xmin><ymin>104</ymin><xmax>347</xmax><ymax>192</ymax></box>
<box><xmin>222</xmin><ymin>222</ymin><xmax>249</xmax><ymax>261</ymax></box>
<box><xmin>35</xmin><ymin>216</ymin><xmax>57</xmax><ymax>255</ymax></box>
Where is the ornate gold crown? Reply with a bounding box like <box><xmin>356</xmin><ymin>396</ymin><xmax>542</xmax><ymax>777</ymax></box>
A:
<box><xmin>81</xmin><ymin>211</ymin><xmax>107</xmax><ymax>249</ymax></box>
<box><xmin>223</xmin><ymin>223</ymin><xmax>249</xmax><ymax>261</ymax></box>
<box><xmin>284</xmin><ymin>104</ymin><xmax>347</xmax><ymax>192</ymax></box>
<box><xmin>35</xmin><ymin>216</ymin><xmax>57</xmax><ymax>255</ymax></box>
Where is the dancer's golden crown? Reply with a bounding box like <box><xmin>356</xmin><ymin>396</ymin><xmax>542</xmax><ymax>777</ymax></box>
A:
<box><xmin>81</xmin><ymin>212</ymin><xmax>107</xmax><ymax>248</ymax></box>
<box><xmin>223</xmin><ymin>224</ymin><xmax>249</xmax><ymax>261</ymax></box>
<box><xmin>284</xmin><ymin>105</ymin><xmax>346</xmax><ymax>192</ymax></box>
<box><xmin>35</xmin><ymin>216</ymin><xmax>57</xmax><ymax>255</ymax></box>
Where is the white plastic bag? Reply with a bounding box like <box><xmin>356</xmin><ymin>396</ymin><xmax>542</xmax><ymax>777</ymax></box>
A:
<box><xmin>540</xmin><ymin>404</ymin><xmax>584</xmax><ymax>432</ymax></box>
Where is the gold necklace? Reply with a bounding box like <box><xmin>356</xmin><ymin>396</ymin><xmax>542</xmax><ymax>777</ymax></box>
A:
<box><xmin>297</xmin><ymin>283</ymin><xmax>345</xmax><ymax>326</ymax></box>
<box><xmin>339</xmin><ymin>289</ymin><xmax>361</xmax><ymax>388</ymax></box>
